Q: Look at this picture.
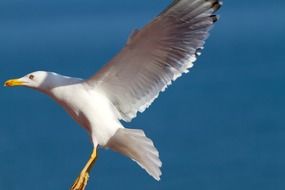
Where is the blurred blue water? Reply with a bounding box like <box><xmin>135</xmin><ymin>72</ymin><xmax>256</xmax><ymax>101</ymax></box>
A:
<box><xmin>1</xmin><ymin>0</ymin><xmax>285</xmax><ymax>189</ymax></box>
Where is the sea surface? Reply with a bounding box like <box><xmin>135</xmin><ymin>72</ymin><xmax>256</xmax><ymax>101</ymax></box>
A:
<box><xmin>0</xmin><ymin>0</ymin><xmax>285</xmax><ymax>189</ymax></box>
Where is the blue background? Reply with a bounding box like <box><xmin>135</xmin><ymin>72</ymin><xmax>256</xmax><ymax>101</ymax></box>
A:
<box><xmin>1</xmin><ymin>0</ymin><xmax>284</xmax><ymax>189</ymax></box>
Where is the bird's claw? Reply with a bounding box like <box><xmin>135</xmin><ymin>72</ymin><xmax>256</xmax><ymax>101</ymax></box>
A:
<box><xmin>71</xmin><ymin>172</ymin><xmax>90</xmax><ymax>190</ymax></box>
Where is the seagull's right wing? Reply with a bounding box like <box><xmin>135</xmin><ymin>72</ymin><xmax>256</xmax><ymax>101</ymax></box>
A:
<box><xmin>87</xmin><ymin>0</ymin><xmax>222</xmax><ymax>122</ymax></box>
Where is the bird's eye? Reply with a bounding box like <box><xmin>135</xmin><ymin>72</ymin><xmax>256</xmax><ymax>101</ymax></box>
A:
<box><xmin>29</xmin><ymin>75</ymin><xmax>34</xmax><ymax>80</ymax></box>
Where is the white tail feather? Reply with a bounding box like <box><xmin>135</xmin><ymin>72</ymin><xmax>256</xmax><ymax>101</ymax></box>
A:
<box><xmin>106</xmin><ymin>128</ymin><xmax>162</xmax><ymax>181</ymax></box>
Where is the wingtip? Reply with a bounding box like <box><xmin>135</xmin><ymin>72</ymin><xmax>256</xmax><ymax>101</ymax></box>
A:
<box><xmin>155</xmin><ymin>176</ymin><xmax>161</xmax><ymax>181</ymax></box>
<box><xmin>195</xmin><ymin>47</ymin><xmax>204</xmax><ymax>57</ymax></box>
<box><xmin>210</xmin><ymin>15</ymin><xmax>220</xmax><ymax>23</ymax></box>
<box><xmin>153</xmin><ymin>171</ymin><xmax>162</xmax><ymax>181</ymax></box>
<box><xmin>209</xmin><ymin>0</ymin><xmax>222</xmax><ymax>22</ymax></box>
<box><xmin>211</xmin><ymin>0</ymin><xmax>223</xmax><ymax>12</ymax></box>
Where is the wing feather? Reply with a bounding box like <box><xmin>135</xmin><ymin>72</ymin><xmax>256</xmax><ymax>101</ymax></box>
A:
<box><xmin>87</xmin><ymin>0</ymin><xmax>222</xmax><ymax>122</ymax></box>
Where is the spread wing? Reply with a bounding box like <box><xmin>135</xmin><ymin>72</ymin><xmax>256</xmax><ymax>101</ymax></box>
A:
<box><xmin>87</xmin><ymin>0</ymin><xmax>222</xmax><ymax>122</ymax></box>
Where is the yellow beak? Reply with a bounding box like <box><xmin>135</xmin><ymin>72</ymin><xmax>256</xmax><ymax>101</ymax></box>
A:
<box><xmin>4</xmin><ymin>79</ymin><xmax>25</xmax><ymax>87</ymax></box>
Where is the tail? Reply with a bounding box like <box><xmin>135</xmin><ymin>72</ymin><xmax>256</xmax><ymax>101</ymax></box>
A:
<box><xmin>106</xmin><ymin>128</ymin><xmax>162</xmax><ymax>181</ymax></box>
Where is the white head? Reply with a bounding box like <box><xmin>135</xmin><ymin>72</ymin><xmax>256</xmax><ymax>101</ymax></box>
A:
<box><xmin>4</xmin><ymin>71</ymin><xmax>81</xmax><ymax>92</ymax></box>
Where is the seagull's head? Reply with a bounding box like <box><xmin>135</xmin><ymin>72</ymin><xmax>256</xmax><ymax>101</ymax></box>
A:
<box><xmin>4</xmin><ymin>71</ymin><xmax>83</xmax><ymax>92</ymax></box>
<box><xmin>4</xmin><ymin>71</ymin><xmax>61</xmax><ymax>91</ymax></box>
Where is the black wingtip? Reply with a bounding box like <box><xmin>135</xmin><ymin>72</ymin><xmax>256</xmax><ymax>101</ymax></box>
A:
<box><xmin>210</xmin><ymin>15</ymin><xmax>219</xmax><ymax>23</ymax></box>
<box><xmin>212</xmin><ymin>1</ymin><xmax>223</xmax><ymax>12</ymax></box>
<box><xmin>195</xmin><ymin>47</ymin><xmax>204</xmax><ymax>57</ymax></box>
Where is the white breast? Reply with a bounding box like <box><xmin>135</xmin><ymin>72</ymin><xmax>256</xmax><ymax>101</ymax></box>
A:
<box><xmin>49</xmin><ymin>83</ymin><xmax>123</xmax><ymax>146</ymax></box>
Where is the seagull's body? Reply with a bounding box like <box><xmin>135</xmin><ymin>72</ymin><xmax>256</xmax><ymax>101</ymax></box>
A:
<box><xmin>5</xmin><ymin>0</ymin><xmax>222</xmax><ymax>189</ymax></box>
<box><xmin>47</xmin><ymin>75</ymin><xmax>122</xmax><ymax>145</ymax></box>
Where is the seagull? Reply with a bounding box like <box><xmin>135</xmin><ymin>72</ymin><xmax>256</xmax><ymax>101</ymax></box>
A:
<box><xmin>4</xmin><ymin>0</ymin><xmax>222</xmax><ymax>189</ymax></box>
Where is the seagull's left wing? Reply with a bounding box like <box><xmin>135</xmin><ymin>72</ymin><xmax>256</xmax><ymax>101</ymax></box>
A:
<box><xmin>87</xmin><ymin>0</ymin><xmax>222</xmax><ymax>122</ymax></box>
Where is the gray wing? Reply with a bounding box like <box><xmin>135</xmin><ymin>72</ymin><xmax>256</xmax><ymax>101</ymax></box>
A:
<box><xmin>87</xmin><ymin>0</ymin><xmax>222</xmax><ymax>122</ymax></box>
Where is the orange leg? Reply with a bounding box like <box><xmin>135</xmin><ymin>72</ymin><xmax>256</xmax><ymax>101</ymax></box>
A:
<box><xmin>71</xmin><ymin>147</ymin><xmax>98</xmax><ymax>190</ymax></box>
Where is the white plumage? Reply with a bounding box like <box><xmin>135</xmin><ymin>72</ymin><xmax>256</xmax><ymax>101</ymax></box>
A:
<box><xmin>5</xmin><ymin>0</ymin><xmax>222</xmax><ymax>189</ymax></box>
